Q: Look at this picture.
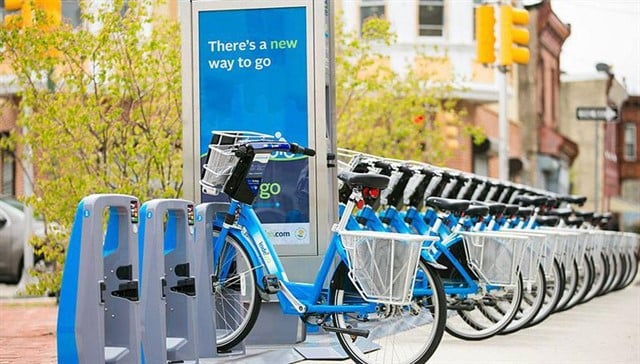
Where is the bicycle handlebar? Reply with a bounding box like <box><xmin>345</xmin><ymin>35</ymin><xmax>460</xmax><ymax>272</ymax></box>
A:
<box><xmin>234</xmin><ymin>141</ymin><xmax>316</xmax><ymax>158</ymax></box>
<box><xmin>289</xmin><ymin>143</ymin><xmax>316</xmax><ymax>156</ymax></box>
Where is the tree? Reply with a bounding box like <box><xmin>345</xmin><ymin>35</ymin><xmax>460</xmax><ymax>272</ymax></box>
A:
<box><xmin>0</xmin><ymin>0</ymin><xmax>182</xmax><ymax>295</ymax></box>
<box><xmin>335</xmin><ymin>16</ymin><xmax>484</xmax><ymax>164</ymax></box>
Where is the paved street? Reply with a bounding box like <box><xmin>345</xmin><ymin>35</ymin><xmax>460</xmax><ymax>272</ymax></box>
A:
<box><xmin>1</xmin><ymin>277</ymin><xmax>639</xmax><ymax>363</ymax></box>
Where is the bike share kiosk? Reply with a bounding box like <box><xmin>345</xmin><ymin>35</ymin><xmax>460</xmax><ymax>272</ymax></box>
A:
<box><xmin>138</xmin><ymin>199</ymin><xmax>201</xmax><ymax>363</ymax></box>
<box><xmin>180</xmin><ymin>0</ymin><xmax>336</xmax><ymax>349</ymax></box>
<box><xmin>57</xmin><ymin>194</ymin><xmax>142</xmax><ymax>364</ymax></box>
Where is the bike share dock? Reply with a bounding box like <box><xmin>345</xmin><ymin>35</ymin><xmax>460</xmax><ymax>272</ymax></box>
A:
<box><xmin>56</xmin><ymin>194</ymin><xmax>359</xmax><ymax>363</ymax></box>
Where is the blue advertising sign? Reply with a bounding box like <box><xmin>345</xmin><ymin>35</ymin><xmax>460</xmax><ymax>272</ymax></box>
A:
<box><xmin>198</xmin><ymin>6</ymin><xmax>311</xmax><ymax>245</ymax></box>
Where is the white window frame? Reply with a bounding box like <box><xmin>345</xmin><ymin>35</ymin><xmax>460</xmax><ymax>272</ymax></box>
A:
<box><xmin>623</xmin><ymin>123</ymin><xmax>637</xmax><ymax>161</ymax></box>
<box><xmin>360</xmin><ymin>0</ymin><xmax>386</xmax><ymax>30</ymax></box>
<box><xmin>418</xmin><ymin>0</ymin><xmax>445</xmax><ymax>37</ymax></box>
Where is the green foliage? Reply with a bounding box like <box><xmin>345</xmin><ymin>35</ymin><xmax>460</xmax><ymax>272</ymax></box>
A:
<box><xmin>0</xmin><ymin>0</ymin><xmax>182</xmax><ymax>295</ymax></box>
<box><xmin>335</xmin><ymin>16</ymin><xmax>484</xmax><ymax>163</ymax></box>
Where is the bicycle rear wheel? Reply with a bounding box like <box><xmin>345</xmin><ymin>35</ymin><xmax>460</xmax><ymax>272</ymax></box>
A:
<box><xmin>444</xmin><ymin>274</ymin><xmax>523</xmax><ymax>340</ymax></box>
<box><xmin>331</xmin><ymin>259</ymin><xmax>446</xmax><ymax>364</ymax></box>
<box><xmin>212</xmin><ymin>230</ymin><xmax>261</xmax><ymax>352</ymax></box>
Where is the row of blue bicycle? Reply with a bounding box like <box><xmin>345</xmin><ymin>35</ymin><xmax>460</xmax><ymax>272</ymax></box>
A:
<box><xmin>200</xmin><ymin>131</ymin><xmax>639</xmax><ymax>364</ymax></box>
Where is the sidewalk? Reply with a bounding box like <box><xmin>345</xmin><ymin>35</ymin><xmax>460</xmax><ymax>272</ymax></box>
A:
<box><xmin>0</xmin><ymin>279</ymin><xmax>638</xmax><ymax>364</ymax></box>
<box><xmin>0</xmin><ymin>299</ymin><xmax>57</xmax><ymax>364</ymax></box>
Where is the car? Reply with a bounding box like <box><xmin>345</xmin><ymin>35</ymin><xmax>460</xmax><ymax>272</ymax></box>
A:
<box><xmin>0</xmin><ymin>196</ymin><xmax>45</xmax><ymax>284</ymax></box>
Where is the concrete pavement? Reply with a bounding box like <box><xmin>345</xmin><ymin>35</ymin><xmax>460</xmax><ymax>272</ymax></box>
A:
<box><xmin>0</xmin><ymin>278</ymin><xmax>638</xmax><ymax>363</ymax></box>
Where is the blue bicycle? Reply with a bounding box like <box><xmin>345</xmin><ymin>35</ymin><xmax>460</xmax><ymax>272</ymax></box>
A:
<box><xmin>200</xmin><ymin>131</ymin><xmax>447</xmax><ymax>364</ymax></box>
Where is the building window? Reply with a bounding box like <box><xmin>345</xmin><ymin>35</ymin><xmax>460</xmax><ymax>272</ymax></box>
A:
<box><xmin>418</xmin><ymin>0</ymin><xmax>444</xmax><ymax>37</ymax></box>
<box><xmin>1</xmin><ymin>149</ymin><xmax>15</xmax><ymax>196</ymax></box>
<box><xmin>62</xmin><ymin>0</ymin><xmax>82</xmax><ymax>27</ymax></box>
<box><xmin>360</xmin><ymin>0</ymin><xmax>385</xmax><ymax>30</ymax></box>
<box><xmin>623</xmin><ymin>123</ymin><xmax>637</xmax><ymax>161</ymax></box>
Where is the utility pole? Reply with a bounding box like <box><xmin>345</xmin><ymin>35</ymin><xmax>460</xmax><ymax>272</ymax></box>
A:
<box><xmin>498</xmin><ymin>65</ymin><xmax>509</xmax><ymax>181</ymax></box>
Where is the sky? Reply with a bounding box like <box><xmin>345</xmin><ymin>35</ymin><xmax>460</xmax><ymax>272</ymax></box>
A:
<box><xmin>550</xmin><ymin>0</ymin><xmax>640</xmax><ymax>95</ymax></box>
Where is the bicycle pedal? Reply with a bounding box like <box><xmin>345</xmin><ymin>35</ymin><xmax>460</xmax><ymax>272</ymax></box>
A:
<box><xmin>479</xmin><ymin>296</ymin><xmax>497</xmax><ymax>306</ymax></box>
<box><xmin>262</xmin><ymin>274</ymin><xmax>281</xmax><ymax>294</ymax></box>
<box><xmin>447</xmin><ymin>300</ymin><xmax>475</xmax><ymax>311</ymax></box>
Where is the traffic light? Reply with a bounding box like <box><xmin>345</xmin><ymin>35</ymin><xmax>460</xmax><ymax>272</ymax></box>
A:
<box><xmin>475</xmin><ymin>4</ymin><xmax>496</xmax><ymax>64</ymax></box>
<box><xmin>499</xmin><ymin>4</ymin><xmax>530</xmax><ymax>66</ymax></box>
<box><xmin>35</xmin><ymin>0</ymin><xmax>60</xmax><ymax>27</ymax></box>
<box><xmin>1</xmin><ymin>0</ymin><xmax>60</xmax><ymax>28</ymax></box>
<box><xmin>2</xmin><ymin>0</ymin><xmax>32</xmax><ymax>28</ymax></box>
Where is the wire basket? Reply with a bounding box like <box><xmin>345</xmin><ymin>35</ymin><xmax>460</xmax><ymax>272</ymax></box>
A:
<box><xmin>541</xmin><ymin>228</ymin><xmax>582</xmax><ymax>268</ymax></box>
<box><xmin>504</xmin><ymin>231</ymin><xmax>546</xmax><ymax>283</ymax></box>
<box><xmin>200</xmin><ymin>131</ymin><xmax>275</xmax><ymax>196</ymax></box>
<box><xmin>338</xmin><ymin>230</ymin><xmax>437</xmax><ymax>305</ymax></box>
<box><xmin>537</xmin><ymin>231</ymin><xmax>561</xmax><ymax>277</ymax></box>
<box><xmin>460</xmin><ymin>232</ymin><xmax>529</xmax><ymax>286</ymax></box>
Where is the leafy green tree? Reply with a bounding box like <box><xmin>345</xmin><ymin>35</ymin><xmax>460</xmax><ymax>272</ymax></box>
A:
<box><xmin>0</xmin><ymin>0</ymin><xmax>182</xmax><ymax>295</ymax></box>
<box><xmin>335</xmin><ymin>17</ymin><xmax>483</xmax><ymax>163</ymax></box>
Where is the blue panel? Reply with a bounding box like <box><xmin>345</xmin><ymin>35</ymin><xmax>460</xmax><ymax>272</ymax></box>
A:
<box><xmin>138</xmin><ymin>204</ymin><xmax>148</xmax><ymax>289</ymax></box>
<box><xmin>164</xmin><ymin>211</ymin><xmax>177</xmax><ymax>254</ymax></box>
<box><xmin>56</xmin><ymin>201</ymin><xmax>85</xmax><ymax>364</ymax></box>
<box><xmin>197</xmin><ymin>7</ymin><xmax>311</xmax><ymax>237</ymax></box>
<box><xmin>103</xmin><ymin>207</ymin><xmax>120</xmax><ymax>257</ymax></box>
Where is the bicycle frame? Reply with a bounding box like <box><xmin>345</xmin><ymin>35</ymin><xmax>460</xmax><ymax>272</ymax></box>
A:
<box><xmin>211</xmin><ymin>197</ymin><xmax>410</xmax><ymax>319</ymax></box>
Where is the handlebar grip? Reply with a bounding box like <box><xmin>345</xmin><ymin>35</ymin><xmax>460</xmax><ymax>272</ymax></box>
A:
<box><xmin>289</xmin><ymin>143</ymin><xmax>316</xmax><ymax>157</ymax></box>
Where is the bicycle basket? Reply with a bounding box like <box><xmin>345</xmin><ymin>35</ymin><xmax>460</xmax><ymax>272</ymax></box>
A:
<box><xmin>338</xmin><ymin>230</ymin><xmax>436</xmax><ymax>305</ymax></box>
<box><xmin>504</xmin><ymin>231</ymin><xmax>546</xmax><ymax>283</ymax></box>
<box><xmin>200</xmin><ymin>131</ymin><xmax>274</xmax><ymax>196</ymax></box>
<box><xmin>460</xmin><ymin>232</ymin><xmax>529</xmax><ymax>286</ymax></box>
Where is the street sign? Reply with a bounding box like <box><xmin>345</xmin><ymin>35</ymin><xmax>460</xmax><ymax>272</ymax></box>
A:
<box><xmin>576</xmin><ymin>106</ymin><xmax>618</xmax><ymax>122</ymax></box>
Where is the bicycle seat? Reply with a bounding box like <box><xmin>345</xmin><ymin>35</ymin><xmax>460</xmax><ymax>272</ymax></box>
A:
<box><xmin>337</xmin><ymin>171</ymin><xmax>389</xmax><ymax>190</ymax></box>
<box><xmin>573</xmin><ymin>210</ymin><xmax>594</xmax><ymax>220</ymax></box>
<box><xmin>513</xmin><ymin>195</ymin><xmax>549</xmax><ymax>207</ymax></box>
<box><xmin>516</xmin><ymin>206</ymin><xmax>535</xmax><ymax>218</ymax></box>
<box><xmin>503</xmin><ymin>204</ymin><xmax>520</xmax><ymax>216</ymax></box>
<box><xmin>471</xmin><ymin>201</ymin><xmax>506</xmax><ymax>216</ymax></box>
<box><xmin>566</xmin><ymin>217</ymin><xmax>584</xmax><ymax>227</ymax></box>
<box><xmin>464</xmin><ymin>204</ymin><xmax>490</xmax><ymax>217</ymax></box>
<box><xmin>559</xmin><ymin>195</ymin><xmax>587</xmax><ymax>205</ymax></box>
<box><xmin>535</xmin><ymin>215</ymin><xmax>559</xmax><ymax>227</ymax></box>
<box><xmin>545</xmin><ymin>208</ymin><xmax>572</xmax><ymax>218</ymax></box>
<box><xmin>425</xmin><ymin>197</ymin><xmax>470</xmax><ymax>213</ymax></box>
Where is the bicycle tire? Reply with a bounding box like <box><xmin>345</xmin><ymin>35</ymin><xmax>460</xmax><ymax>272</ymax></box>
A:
<box><xmin>610</xmin><ymin>252</ymin><xmax>630</xmax><ymax>291</ymax></box>
<box><xmin>554</xmin><ymin>259</ymin><xmax>578</xmax><ymax>312</ymax></box>
<box><xmin>581</xmin><ymin>252</ymin><xmax>608</xmax><ymax>303</ymax></box>
<box><xmin>618</xmin><ymin>251</ymin><xmax>639</xmax><ymax>289</ymax></box>
<box><xmin>526</xmin><ymin>258</ymin><xmax>565</xmax><ymax>327</ymax></box>
<box><xmin>561</xmin><ymin>253</ymin><xmax>593</xmax><ymax>311</ymax></box>
<box><xmin>331</xmin><ymin>259</ymin><xmax>447</xmax><ymax>364</ymax></box>
<box><xmin>444</xmin><ymin>274</ymin><xmax>523</xmax><ymax>340</ymax></box>
<box><xmin>212</xmin><ymin>229</ymin><xmax>261</xmax><ymax>352</ymax></box>
<box><xmin>499</xmin><ymin>264</ymin><xmax>546</xmax><ymax>334</ymax></box>
<box><xmin>599</xmin><ymin>250</ymin><xmax>620</xmax><ymax>295</ymax></box>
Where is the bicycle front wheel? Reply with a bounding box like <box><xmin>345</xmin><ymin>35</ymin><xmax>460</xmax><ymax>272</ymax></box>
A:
<box><xmin>331</xmin><ymin>259</ymin><xmax>446</xmax><ymax>364</ymax></box>
<box><xmin>212</xmin><ymin>230</ymin><xmax>261</xmax><ymax>352</ymax></box>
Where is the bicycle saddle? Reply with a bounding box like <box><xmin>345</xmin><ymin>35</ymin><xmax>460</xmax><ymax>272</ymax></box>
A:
<box><xmin>464</xmin><ymin>204</ymin><xmax>490</xmax><ymax>217</ymax></box>
<box><xmin>513</xmin><ymin>195</ymin><xmax>549</xmax><ymax>207</ymax></box>
<box><xmin>515</xmin><ymin>206</ymin><xmax>535</xmax><ymax>218</ymax></box>
<box><xmin>337</xmin><ymin>171</ymin><xmax>389</xmax><ymax>190</ymax></box>
<box><xmin>471</xmin><ymin>201</ymin><xmax>506</xmax><ymax>216</ymax></box>
<box><xmin>545</xmin><ymin>208</ymin><xmax>573</xmax><ymax>218</ymax></box>
<box><xmin>503</xmin><ymin>204</ymin><xmax>520</xmax><ymax>216</ymax></box>
<box><xmin>535</xmin><ymin>215</ymin><xmax>560</xmax><ymax>227</ymax></box>
<box><xmin>425</xmin><ymin>197</ymin><xmax>470</xmax><ymax>213</ymax></box>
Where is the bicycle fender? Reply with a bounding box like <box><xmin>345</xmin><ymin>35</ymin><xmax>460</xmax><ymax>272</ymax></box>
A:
<box><xmin>422</xmin><ymin>249</ymin><xmax>447</xmax><ymax>270</ymax></box>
